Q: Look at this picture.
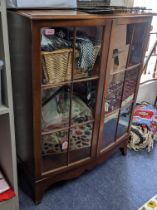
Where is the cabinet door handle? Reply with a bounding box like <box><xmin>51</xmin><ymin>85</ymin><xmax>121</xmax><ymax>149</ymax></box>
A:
<box><xmin>112</xmin><ymin>48</ymin><xmax>124</xmax><ymax>58</ymax></box>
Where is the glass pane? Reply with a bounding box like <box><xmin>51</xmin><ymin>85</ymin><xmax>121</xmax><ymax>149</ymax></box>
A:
<box><xmin>42</xmin><ymin>130</ymin><xmax>68</xmax><ymax>172</ymax></box>
<box><xmin>122</xmin><ymin>67</ymin><xmax>139</xmax><ymax>103</ymax></box>
<box><xmin>111</xmin><ymin>45</ymin><xmax>129</xmax><ymax>73</ymax></box>
<box><xmin>71</xmin><ymin>81</ymin><xmax>97</xmax><ymax>125</ymax></box>
<box><xmin>128</xmin><ymin>23</ymin><xmax>146</xmax><ymax>66</ymax></box>
<box><xmin>73</xmin><ymin>26</ymin><xmax>103</xmax><ymax>80</ymax></box>
<box><xmin>105</xmin><ymin>72</ymin><xmax>125</xmax><ymax>115</ymax></box>
<box><xmin>109</xmin><ymin>24</ymin><xmax>129</xmax><ymax>74</ymax></box>
<box><xmin>116</xmin><ymin>67</ymin><xmax>139</xmax><ymax>138</ymax></box>
<box><xmin>40</xmin><ymin>27</ymin><xmax>74</xmax><ymax>85</ymax></box>
<box><xmin>116</xmin><ymin>100</ymin><xmax>133</xmax><ymax>139</ymax></box>
<box><xmin>69</xmin><ymin>123</ymin><xmax>93</xmax><ymax>163</ymax></box>
<box><xmin>41</xmin><ymin>85</ymin><xmax>71</xmax><ymax>132</ymax></box>
<box><xmin>101</xmin><ymin>111</ymin><xmax>119</xmax><ymax>149</ymax></box>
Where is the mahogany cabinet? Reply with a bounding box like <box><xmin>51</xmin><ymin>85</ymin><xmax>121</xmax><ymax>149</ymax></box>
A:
<box><xmin>7</xmin><ymin>10</ymin><xmax>152</xmax><ymax>204</ymax></box>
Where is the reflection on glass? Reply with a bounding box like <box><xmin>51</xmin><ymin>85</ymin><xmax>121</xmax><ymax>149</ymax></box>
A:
<box><xmin>41</xmin><ymin>86</ymin><xmax>71</xmax><ymax>132</ymax></box>
<box><xmin>40</xmin><ymin>26</ymin><xmax>103</xmax><ymax>83</ymax></box>
<box><xmin>40</xmin><ymin>27</ymin><xmax>74</xmax><ymax>85</ymax></box>
<box><xmin>42</xmin><ymin>130</ymin><xmax>68</xmax><ymax>171</ymax></box>
<box><xmin>74</xmin><ymin>27</ymin><xmax>103</xmax><ymax>80</ymax></box>
<box><xmin>122</xmin><ymin>67</ymin><xmax>139</xmax><ymax>102</ymax></box>
<box><xmin>116</xmin><ymin>101</ymin><xmax>133</xmax><ymax>139</ymax></box>
<box><xmin>101</xmin><ymin>111</ymin><xmax>119</xmax><ymax>149</ymax></box>
<box><xmin>69</xmin><ymin>123</ymin><xmax>93</xmax><ymax>163</ymax></box>
<box><xmin>112</xmin><ymin>45</ymin><xmax>129</xmax><ymax>73</ymax></box>
<box><xmin>72</xmin><ymin>81</ymin><xmax>97</xmax><ymax>125</ymax></box>
<box><xmin>105</xmin><ymin>72</ymin><xmax>125</xmax><ymax>114</ymax></box>
<box><xmin>128</xmin><ymin>23</ymin><xmax>146</xmax><ymax>66</ymax></box>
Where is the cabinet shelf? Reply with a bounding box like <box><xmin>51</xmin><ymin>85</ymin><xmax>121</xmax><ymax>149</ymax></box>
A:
<box><xmin>0</xmin><ymin>106</ymin><xmax>9</xmax><ymax>115</ymax></box>
<box><xmin>110</xmin><ymin>63</ymin><xmax>141</xmax><ymax>76</ymax></box>
<box><xmin>126</xmin><ymin>63</ymin><xmax>141</xmax><ymax>71</ymax></box>
<box><xmin>41</xmin><ymin>119</ymin><xmax>94</xmax><ymax>135</ymax></box>
<box><xmin>105</xmin><ymin>109</ymin><xmax>119</xmax><ymax>121</ymax></box>
<box><xmin>0</xmin><ymin>197</ymin><xmax>18</xmax><ymax>210</ymax></box>
<box><xmin>42</xmin><ymin>75</ymin><xmax>99</xmax><ymax>90</ymax></box>
<box><xmin>110</xmin><ymin>68</ymin><xmax>126</xmax><ymax>75</ymax></box>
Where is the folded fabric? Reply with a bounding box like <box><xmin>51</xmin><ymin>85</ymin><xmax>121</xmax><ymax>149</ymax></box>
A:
<box><xmin>128</xmin><ymin>124</ymin><xmax>154</xmax><ymax>152</ymax></box>
<box><xmin>0</xmin><ymin>170</ymin><xmax>16</xmax><ymax>202</ymax></box>
<box><xmin>76</xmin><ymin>37</ymin><xmax>95</xmax><ymax>71</ymax></box>
<box><xmin>42</xmin><ymin>93</ymin><xmax>92</xmax><ymax>132</ymax></box>
<box><xmin>0</xmin><ymin>179</ymin><xmax>10</xmax><ymax>194</ymax></box>
<box><xmin>0</xmin><ymin>171</ymin><xmax>10</xmax><ymax>194</ymax></box>
<box><xmin>132</xmin><ymin>104</ymin><xmax>157</xmax><ymax>135</ymax></box>
<box><xmin>128</xmin><ymin>103</ymin><xmax>157</xmax><ymax>152</ymax></box>
<box><xmin>0</xmin><ymin>189</ymin><xmax>16</xmax><ymax>202</ymax></box>
<box><xmin>41</xmin><ymin>29</ymin><xmax>97</xmax><ymax>71</ymax></box>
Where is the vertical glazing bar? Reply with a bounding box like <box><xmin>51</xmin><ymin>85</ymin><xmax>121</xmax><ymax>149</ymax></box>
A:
<box><xmin>67</xmin><ymin>27</ymin><xmax>76</xmax><ymax>165</ymax></box>
<box><xmin>126</xmin><ymin>24</ymin><xmax>135</xmax><ymax>67</ymax></box>
<box><xmin>114</xmin><ymin>23</ymin><xmax>135</xmax><ymax>141</ymax></box>
<box><xmin>114</xmin><ymin>71</ymin><xmax>127</xmax><ymax>141</ymax></box>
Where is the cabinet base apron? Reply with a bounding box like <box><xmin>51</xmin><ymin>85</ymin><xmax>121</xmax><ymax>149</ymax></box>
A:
<box><xmin>18</xmin><ymin>138</ymin><xmax>127</xmax><ymax>204</ymax></box>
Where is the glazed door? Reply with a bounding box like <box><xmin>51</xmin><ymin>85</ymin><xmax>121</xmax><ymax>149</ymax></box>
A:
<box><xmin>34</xmin><ymin>20</ymin><xmax>107</xmax><ymax>174</ymax></box>
<box><xmin>98</xmin><ymin>18</ymin><xmax>151</xmax><ymax>153</ymax></box>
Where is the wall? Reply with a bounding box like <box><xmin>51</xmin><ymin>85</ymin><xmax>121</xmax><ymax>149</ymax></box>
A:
<box><xmin>137</xmin><ymin>81</ymin><xmax>157</xmax><ymax>105</ymax></box>
<box><xmin>110</xmin><ymin>0</ymin><xmax>134</xmax><ymax>7</ymax></box>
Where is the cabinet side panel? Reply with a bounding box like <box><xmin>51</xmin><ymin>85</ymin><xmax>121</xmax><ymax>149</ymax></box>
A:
<box><xmin>7</xmin><ymin>12</ymin><xmax>34</xmax><ymax>176</ymax></box>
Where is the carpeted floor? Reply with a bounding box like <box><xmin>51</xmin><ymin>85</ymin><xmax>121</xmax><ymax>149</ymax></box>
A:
<box><xmin>19</xmin><ymin>143</ymin><xmax>157</xmax><ymax>210</ymax></box>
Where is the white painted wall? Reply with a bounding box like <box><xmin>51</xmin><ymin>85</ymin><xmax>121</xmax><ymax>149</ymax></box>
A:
<box><xmin>137</xmin><ymin>81</ymin><xmax>157</xmax><ymax>105</ymax></box>
<box><xmin>110</xmin><ymin>0</ymin><xmax>134</xmax><ymax>7</ymax></box>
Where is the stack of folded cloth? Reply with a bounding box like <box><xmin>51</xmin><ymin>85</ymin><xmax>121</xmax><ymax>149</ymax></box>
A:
<box><xmin>0</xmin><ymin>170</ymin><xmax>16</xmax><ymax>202</ymax></box>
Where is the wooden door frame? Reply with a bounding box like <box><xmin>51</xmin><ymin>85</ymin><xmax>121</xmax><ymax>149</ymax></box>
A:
<box><xmin>31</xmin><ymin>18</ymin><xmax>112</xmax><ymax>178</ymax></box>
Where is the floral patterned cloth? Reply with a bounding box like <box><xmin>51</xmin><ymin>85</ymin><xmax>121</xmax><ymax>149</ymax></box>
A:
<box><xmin>42</xmin><ymin>91</ymin><xmax>93</xmax><ymax>155</ymax></box>
<box><xmin>132</xmin><ymin>104</ymin><xmax>157</xmax><ymax>135</ymax></box>
<box><xmin>42</xmin><ymin>123</ymin><xmax>93</xmax><ymax>155</ymax></box>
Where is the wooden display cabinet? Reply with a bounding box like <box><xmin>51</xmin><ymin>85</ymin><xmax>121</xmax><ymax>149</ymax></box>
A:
<box><xmin>7</xmin><ymin>10</ymin><xmax>152</xmax><ymax>204</ymax></box>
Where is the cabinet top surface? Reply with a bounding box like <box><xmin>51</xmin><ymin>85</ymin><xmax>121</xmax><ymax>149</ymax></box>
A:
<box><xmin>9</xmin><ymin>9</ymin><xmax>154</xmax><ymax>20</ymax></box>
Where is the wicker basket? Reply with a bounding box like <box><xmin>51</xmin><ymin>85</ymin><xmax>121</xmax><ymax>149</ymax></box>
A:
<box><xmin>42</xmin><ymin>48</ymin><xmax>72</xmax><ymax>84</ymax></box>
<box><xmin>41</xmin><ymin>44</ymin><xmax>101</xmax><ymax>84</ymax></box>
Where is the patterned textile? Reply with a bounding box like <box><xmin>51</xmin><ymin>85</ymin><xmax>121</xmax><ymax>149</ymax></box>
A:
<box><xmin>128</xmin><ymin>104</ymin><xmax>157</xmax><ymax>152</ymax></box>
<box><xmin>138</xmin><ymin>194</ymin><xmax>157</xmax><ymax>210</ymax></box>
<box><xmin>76</xmin><ymin>37</ymin><xmax>95</xmax><ymax>71</ymax></box>
<box><xmin>42</xmin><ymin>123</ymin><xmax>93</xmax><ymax>155</ymax></box>
<box><xmin>128</xmin><ymin>124</ymin><xmax>154</xmax><ymax>152</ymax></box>
<box><xmin>132</xmin><ymin>104</ymin><xmax>157</xmax><ymax>135</ymax></box>
<box><xmin>42</xmin><ymin>90</ymin><xmax>93</xmax><ymax>155</ymax></box>
<box><xmin>122</xmin><ymin>67</ymin><xmax>139</xmax><ymax>101</ymax></box>
<box><xmin>106</xmin><ymin>72</ymin><xmax>124</xmax><ymax>113</ymax></box>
